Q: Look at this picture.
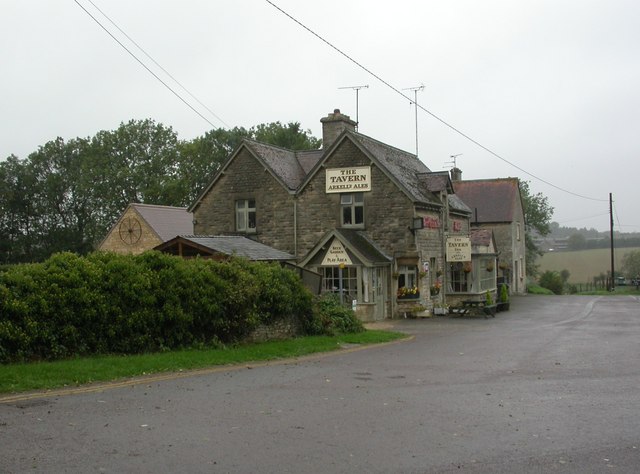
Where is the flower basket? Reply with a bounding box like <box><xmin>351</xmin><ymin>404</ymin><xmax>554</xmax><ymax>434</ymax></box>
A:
<box><xmin>398</xmin><ymin>293</ymin><xmax>420</xmax><ymax>300</ymax></box>
<box><xmin>397</xmin><ymin>286</ymin><xmax>420</xmax><ymax>299</ymax></box>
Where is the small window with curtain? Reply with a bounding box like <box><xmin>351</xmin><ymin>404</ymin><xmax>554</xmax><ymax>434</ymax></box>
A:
<box><xmin>236</xmin><ymin>199</ymin><xmax>256</xmax><ymax>233</ymax></box>
<box><xmin>341</xmin><ymin>193</ymin><xmax>364</xmax><ymax>227</ymax></box>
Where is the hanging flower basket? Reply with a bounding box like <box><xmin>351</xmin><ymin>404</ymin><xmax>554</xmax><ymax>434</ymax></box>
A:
<box><xmin>486</xmin><ymin>265</ymin><xmax>494</xmax><ymax>272</ymax></box>
<box><xmin>463</xmin><ymin>262</ymin><xmax>472</xmax><ymax>273</ymax></box>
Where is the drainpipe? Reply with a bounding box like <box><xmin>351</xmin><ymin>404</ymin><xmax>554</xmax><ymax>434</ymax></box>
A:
<box><xmin>293</xmin><ymin>198</ymin><xmax>298</xmax><ymax>258</ymax></box>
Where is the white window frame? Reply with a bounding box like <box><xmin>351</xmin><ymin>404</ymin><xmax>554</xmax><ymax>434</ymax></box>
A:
<box><xmin>341</xmin><ymin>193</ymin><xmax>364</xmax><ymax>228</ymax></box>
<box><xmin>236</xmin><ymin>199</ymin><xmax>256</xmax><ymax>233</ymax></box>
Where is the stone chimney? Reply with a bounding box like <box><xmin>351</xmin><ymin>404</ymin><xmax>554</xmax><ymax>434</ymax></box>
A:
<box><xmin>450</xmin><ymin>167</ymin><xmax>463</xmax><ymax>182</ymax></box>
<box><xmin>320</xmin><ymin>109</ymin><xmax>356</xmax><ymax>148</ymax></box>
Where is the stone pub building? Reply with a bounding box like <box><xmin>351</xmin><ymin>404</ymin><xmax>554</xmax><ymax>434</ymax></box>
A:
<box><xmin>189</xmin><ymin>109</ymin><xmax>497</xmax><ymax>320</ymax></box>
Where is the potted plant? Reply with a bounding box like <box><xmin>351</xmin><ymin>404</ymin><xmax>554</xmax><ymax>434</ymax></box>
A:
<box><xmin>410</xmin><ymin>304</ymin><xmax>430</xmax><ymax>318</ymax></box>
<box><xmin>497</xmin><ymin>283</ymin><xmax>510</xmax><ymax>312</ymax></box>
<box><xmin>433</xmin><ymin>302</ymin><xmax>449</xmax><ymax>315</ymax></box>
<box><xmin>429</xmin><ymin>281</ymin><xmax>441</xmax><ymax>296</ymax></box>
<box><xmin>483</xmin><ymin>290</ymin><xmax>497</xmax><ymax>317</ymax></box>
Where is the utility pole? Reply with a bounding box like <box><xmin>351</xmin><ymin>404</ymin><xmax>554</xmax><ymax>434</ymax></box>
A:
<box><xmin>403</xmin><ymin>84</ymin><xmax>425</xmax><ymax>158</ymax></box>
<box><xmin>610</xmin><ymin>192</ymin><xmax>615</xmax><ymax>291</ymax></box>
<box><xmin>338</xmin><ymin>85</ymin><xmax>368</xmax><ymax>131</ymax></box>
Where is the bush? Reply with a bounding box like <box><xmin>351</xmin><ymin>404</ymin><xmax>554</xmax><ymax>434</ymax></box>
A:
<box><xmin>0</xmin><ymin>251</ymin><xmax>315</xmax><ymax>363</ymax></box>
<box><xmin>538</xmin><ymin>271</ymin><xmax>564</xmax><ymax>294</ymax></box>
<box><xmin>309</xmin><ymin>294</ymin><xmax>364</xmax><ymax>336</ymax></box>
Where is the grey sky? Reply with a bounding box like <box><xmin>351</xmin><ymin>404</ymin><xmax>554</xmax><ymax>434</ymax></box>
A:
<box><xmin>2</xmin><ymin>0</ymin><xmax>639</xmax><ymax>232</ymax></box>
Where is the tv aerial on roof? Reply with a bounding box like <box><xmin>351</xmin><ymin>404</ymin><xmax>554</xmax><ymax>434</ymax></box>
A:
<box><xmin>338</xmin><ymin>85</ymin><xmax>369</xmax><ymax>131</ymax></box>
<box><xmin>402</xmin><ymin>84</ymin><xmax>425</xmax><ymax>159</ymax></box>
<box><xmin>444</xmin><ymin>153</ymin><xmax>463</xmax><ymax>169</ymax></box>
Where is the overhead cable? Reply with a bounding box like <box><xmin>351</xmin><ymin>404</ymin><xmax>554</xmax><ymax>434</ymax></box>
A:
<box><xmin>264</xmin><ymin>0</ymin><xmax>607</xmax><ymax>203</ymax></box>
<box><xmin>74</xmin><ymin>0</ymin><xmax>226</xmax><ymax>130</ymax></box>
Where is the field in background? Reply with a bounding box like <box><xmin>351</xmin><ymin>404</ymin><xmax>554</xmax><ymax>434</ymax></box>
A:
<box><xmin>538</xmin><ymin>247</ymin><xmax>640</xmax><ymax>284</ymax></box>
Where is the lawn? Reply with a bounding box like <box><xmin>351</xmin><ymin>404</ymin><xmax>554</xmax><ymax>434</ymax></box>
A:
<box><xmin>0</xmin><ymin>330</ymin><xmax>407</xmax><ymax>395</ymax></box>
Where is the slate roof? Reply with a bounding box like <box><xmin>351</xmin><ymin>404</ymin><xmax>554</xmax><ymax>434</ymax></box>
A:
<box><xmin>131</xmin><ymin>203</ymin><xmax>193</xmax><ymax>241</ymax></box>
<box><xmin>243</xmin><ymin>140</ymin><xmax>305</xmax><ymax>191</ymax></box>
<box><xmin>448</xmin><ymin>194</ymin><xmax>473</xmax><ymax>214</ymax></box>
<box><xmin>299</xmin><ymin>228</ymin><xmax>392</xmax><ymax>267</ymax></box>
<box><xmin>470</xmin><ymin>228</ymin><xmax>493</xmax><ymax>247</ymax></box>
<box><xmin>333</xmin><ymin>229</ymin><xmax>393</xmax><ymax>264</ymax></box>
<box><xmin>163</xmin><ymin>235</ymin><xmax>295</xmax><ymax>261</ymax></box>
<box><xmin>349</xmin><ymin>133</ymin><xmax>440</xmax><ymax>205</ymax></box>
<box><xmin>453</xmin><ymin>178</ymin><xmax>521</xmax><ymax>223</ymax></box>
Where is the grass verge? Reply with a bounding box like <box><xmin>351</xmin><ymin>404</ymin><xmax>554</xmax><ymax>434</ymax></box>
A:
<box><xmin>0</xmin><ymin>330</ymin><xmax>406</xmax><ymax>394</ymax></box>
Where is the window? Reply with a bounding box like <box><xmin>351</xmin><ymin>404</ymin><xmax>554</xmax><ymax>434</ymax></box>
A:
<box><xmin>322</xmin><ymin>266</ymin><xmax>358</xmax><ymax>301</ymax></box>
<box><xmin>341</xmin><ymin>193</ymin><xmax>364</xmax><ymax>227</ymax></box>
<box><xmin>449</xmin><ymin>262</ymin><xmax>470</xmax><ymax>293</ymax></box>
<box><xmin>478</xmin><ymin>257</ymin><xmax>495</xmax><ymax>291</ymax></box>
<box><xmin>397</xmin><ymin>265</ymin><xmax>417</xmax><ymax>290</ymax></box>
<box><xmin>236</xmin><ymin>199</ymin><xmax>256</xmax><ymax>233</ymax></box>
<box><xmin>516</xmin><ymin>223</ymin><xmax>521</xmax><ymax>241</ymax></box>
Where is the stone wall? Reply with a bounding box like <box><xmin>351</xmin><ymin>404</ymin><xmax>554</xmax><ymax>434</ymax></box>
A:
<box><xmin>296</xmin><ymin>139</ymin><xmax>415</xmax><ymax>260</ymax></box>
<box><xmin>245</xmin><ymin>316</ymin><xmax>302</xmax><ymax>343</ymax></box>
<box><xmin>193</xmin><ymin>148</ymin><xmax>297</xmax><ymax>255</ymax></box>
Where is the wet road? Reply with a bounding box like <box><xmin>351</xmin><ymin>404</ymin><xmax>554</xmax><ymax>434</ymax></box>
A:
<box><xmin>2</xmin><ymin>295</ymin><xmax>640</xmax><ymax>473</ymax></box>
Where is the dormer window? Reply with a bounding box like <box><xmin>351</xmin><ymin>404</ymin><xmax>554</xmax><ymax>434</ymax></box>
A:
<box><xmin>236</xmin><ymin>199</ymin><xmax>256</xmax><ymax>233</ymax></box>
<box><xmin>341</xmin><ymin>193</ymin><xmax>364</xmax><ymax>228</ymax></box>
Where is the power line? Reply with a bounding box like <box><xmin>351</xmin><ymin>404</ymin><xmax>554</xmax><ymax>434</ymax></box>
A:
<box><xmin>264</xmin><ymin>0</ymin><xmax>607</xmax><ymax>203</ymax></box>
<box><xmin>74</xmin><ymin>0</ymin><xmax>226</xmax><ymax>130</ymax></box>
<box><xmin>83</xmin><ymin>0</ymin><xmax>229</xmax><ymax>128</ymax></box>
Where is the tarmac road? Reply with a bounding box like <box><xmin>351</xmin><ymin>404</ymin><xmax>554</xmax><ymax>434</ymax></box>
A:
<box><xmin>1</xmin><ymin>294</ymin><xmax>640</xmax><ymax>473</ymax></box>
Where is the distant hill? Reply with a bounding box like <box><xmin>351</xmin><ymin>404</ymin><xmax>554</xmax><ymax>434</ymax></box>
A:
<box><xmin>534</xmin><ymin>222</ymin><xmax>640</xmax><ymax>252</ymax></box>
<box><xmin>538</xmin><ymin>247</ymin><xmax>640</xmax><ymax>284</ymax></box>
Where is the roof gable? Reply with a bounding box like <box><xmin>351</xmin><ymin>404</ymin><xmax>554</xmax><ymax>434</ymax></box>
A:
<box><xmin>189</xmin><ymin>140</ymin><xmax>325</xmax><ymax>212</ymax></box>
<box><xmin>299</xmin><ymin>228</ymin><xmax>392</xmax><ymax>268</ymax></box>
<box><xmin>131</xmin><ymin>204</ymin><xmax>193</xmax><ymax>241</ymax></box>
<box><xmin>454</xmin><ymin>178</ymin><xmax>521</xmax><ymax>223</ymax></box>
<box><xmin>299</xmin><ymin>130</ymin><xmax>441</xmax><ymax>206</ymax></box>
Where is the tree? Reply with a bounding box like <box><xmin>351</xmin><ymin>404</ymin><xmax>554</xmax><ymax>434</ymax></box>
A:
<box><xmin>538</xmin><ymin>270</ymin><xmax>564</xmax><ymax>294</ymax></box>
<box><xmin>621</xmin><ymin>250</ymin><xmax>640</xmax><ymax>280</ymax></box>
<box><xmin>251</xmin><ymin>121</ymin><xmax>321</xmax><ymax>150</ymax></box>
<box><xmin>0</xmin><ymin>119</ymin><xmax>323</xmax><ymax>263</ymax></box>
<box><xmin>567</xmin><ymin>233</ymin><xmax>587</xmax><ymax>250</ymax></box>
<box><xmin>177</xmin><ymin>127</ymin><xmax>252</xmax><ymax>205</ymax></box>
<box><xmin>520</xmin><ymin>180</ymin><xmax>554</xmax><ymax>276</ymax></box>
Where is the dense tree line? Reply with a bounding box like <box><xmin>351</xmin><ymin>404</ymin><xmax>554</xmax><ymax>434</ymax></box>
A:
<box><xmin>0</xmin><ymin>120</ymin><xmax>321</xmax><ymax>264</ymax></box>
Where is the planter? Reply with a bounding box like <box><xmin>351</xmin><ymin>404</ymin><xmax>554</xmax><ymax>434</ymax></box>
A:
<box><xmin>433</xmin><ymin>307</ymin><xmax>448</xmax><ymax>315</ymax></box>
<box><xmin>497</xmin><ymin>302</ymin><xmax>510</xmax><ymax>312</ymax></box>
<box><xmin>398</xmin><ymin>294</ymin><xmax>420</xmax><ymax>300</ymax></box>
<box><xmin>483</xmin><ymin>304</ymin><xmax>497</xmax><ymax>318</ymax></box>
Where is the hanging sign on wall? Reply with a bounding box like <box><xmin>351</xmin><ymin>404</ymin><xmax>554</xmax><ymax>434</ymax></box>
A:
<box><xmin>325</xmin><ymin>166</ymin><xmax>371</xmax><ymax>193</ymax></box>
<box><xmin>446</xmin><ymin>236</ymin><xmax>471</xmax><ymax>262</ymax></box>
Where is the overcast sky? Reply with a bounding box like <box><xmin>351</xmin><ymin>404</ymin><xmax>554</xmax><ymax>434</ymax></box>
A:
<box><xmin>3</xmin><ymin>0</ymin><xmax>639</xmax><ymax>232</ymax></box>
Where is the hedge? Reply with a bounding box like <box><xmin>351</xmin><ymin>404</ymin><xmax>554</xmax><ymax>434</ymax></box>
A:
<box><xmin>0</xmin><ymin>251</ymin><xmax>322</xmax><ymax>363</ymax></box>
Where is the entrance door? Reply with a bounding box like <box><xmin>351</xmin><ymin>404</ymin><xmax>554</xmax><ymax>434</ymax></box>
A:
<box><xmin>371</xmin><ymin>267</ymin><xmax>386</xmax><ymax>320</ymax></box>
